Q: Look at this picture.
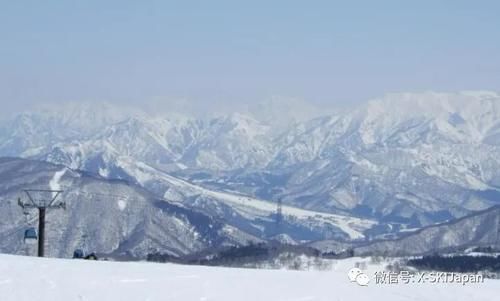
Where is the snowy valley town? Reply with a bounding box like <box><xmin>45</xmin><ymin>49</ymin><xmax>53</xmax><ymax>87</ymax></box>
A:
<box><xmin>1</xmin><ymin>1</ymin><xmax>500</xmax><ymax>300</ymax></box>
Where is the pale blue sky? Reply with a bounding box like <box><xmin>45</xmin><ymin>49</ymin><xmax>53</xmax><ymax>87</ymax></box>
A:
<box><xmin>1</xmin><ymin>0</ymin><xmax>499</xmax><ymax>113</ymax></box>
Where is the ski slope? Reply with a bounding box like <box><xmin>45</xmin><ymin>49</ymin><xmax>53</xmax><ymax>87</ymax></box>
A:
<box><xmin>0</xmin><ymin>254</ymin><xmax>497</xmax><ymax>301</ymax></box>
<box><xmin>155</xmin><ymin>169</ymin><xmax>376</xmax><ymax>239</ymax></box>
<box><xmin>117</xmin><ymin>156</ymin><xmax>376</xmax><ymax>239</ymax></box>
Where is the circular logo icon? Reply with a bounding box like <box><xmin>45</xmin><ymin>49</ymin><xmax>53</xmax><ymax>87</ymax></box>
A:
<box><xmin>348</xmin><ymin>268</ymin><xmax>363</xmax><ymax>282</ymax></box>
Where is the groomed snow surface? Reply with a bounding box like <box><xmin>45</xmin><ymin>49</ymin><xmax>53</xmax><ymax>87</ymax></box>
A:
<box><xmin>0</xmin><ymin>255</ymin><xmax>497</xmax><ymax>301</ymax></box>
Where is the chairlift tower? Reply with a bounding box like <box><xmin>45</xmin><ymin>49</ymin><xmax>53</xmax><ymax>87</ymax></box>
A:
<box><xmin>276</xmin><ymin>199</ymin><xmax>283</xmax><ymax>224</ymax></box>
<box><xmin>18</xmin><ymin>189</ymin><xmax>65</xmax><ymax>257</ymax></box>
<box><xmin>276</xmin><ymin>199</ymin><xmax>283</xmax><ymax>227</ymax></box>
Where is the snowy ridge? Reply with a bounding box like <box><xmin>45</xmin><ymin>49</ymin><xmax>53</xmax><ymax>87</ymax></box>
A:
<box><xmin>94</xmin><ymin>155</ymin><xmax>376</xmax><ymax>240</ymax></box>
<box><xmin>152</xmin><ymin>169</ymin><xmax>376</xmax><ymax>239</ymax></box>
<box><xmin>354</xmin><ymin>205</ymin><xmax>500</xmax><ymax>256</ymax></box>
<box><xmin>0</xmin><ymin>158</ymin><xmax>261</xmax><ymax>258</ymax></box>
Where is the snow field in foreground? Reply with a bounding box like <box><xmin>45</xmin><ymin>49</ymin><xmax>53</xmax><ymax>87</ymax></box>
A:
<box><xmin>0</xmin><ymin>254</ymin><xmax>497</xmax><ymax>301</ymax></box>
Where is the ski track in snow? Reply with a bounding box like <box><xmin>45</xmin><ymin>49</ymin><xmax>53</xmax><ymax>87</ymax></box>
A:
<box><xmin>0</xmin><ymin>254</ymin><xmax>497</xmax><ymax>301</ymax></box>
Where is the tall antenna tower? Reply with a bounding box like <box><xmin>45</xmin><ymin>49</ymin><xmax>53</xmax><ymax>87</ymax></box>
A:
<box><xmin>276</xmin><ymin>198</ymin><xmax>283</xmax><ymax>226</ymax></box>
<box><xmin>18</xmin><ymin>189</ymin><xmax>65</xmax><ymax>257</ymax></box>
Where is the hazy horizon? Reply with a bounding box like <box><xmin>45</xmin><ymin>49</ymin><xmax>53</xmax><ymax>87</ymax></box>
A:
<box><xmin>1</xmin><ymin>90</ymin><xmax>499</xmax><ymax>124</ymax></box>
<box><xmin>1</xmin><ymin>1</ymin><xmax>499</xmax><ymax>116</ymax></box>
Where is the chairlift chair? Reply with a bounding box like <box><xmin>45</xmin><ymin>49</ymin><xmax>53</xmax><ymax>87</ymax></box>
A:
<box><xmin>24</xmin><ymin>227</ymin><xmax>38</xmax><ymax>244</ymax></box>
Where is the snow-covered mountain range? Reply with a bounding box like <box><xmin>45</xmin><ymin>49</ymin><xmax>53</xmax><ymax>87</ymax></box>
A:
<box><xmin>2</xmin><ymin>91</ymin><xmax>500</xmax><ymax>246</ymax></box>
<box><xmin>0</xmin><ymin>156</ymin><xmax>372</xmax><ymax>259</ymax></box>
<box><xmin>0</xmin><ymin>158</ymin><xmax>260</xmax><ymax>258</ymax></box>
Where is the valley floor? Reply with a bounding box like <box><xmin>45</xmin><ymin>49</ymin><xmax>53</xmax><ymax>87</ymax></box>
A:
<box><xmin>0</xmin><ymin>254</ymin><xmax>497</xmax><ymax>301</ymax></box>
